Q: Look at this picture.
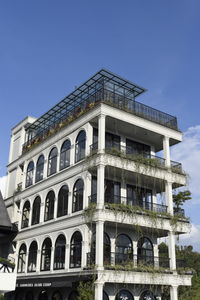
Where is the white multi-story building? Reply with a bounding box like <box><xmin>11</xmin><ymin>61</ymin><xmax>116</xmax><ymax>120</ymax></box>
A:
<box><xmin>4</xmin><ymin>69</ymin><xmax>192</xmax><ymax>300</ymax></box>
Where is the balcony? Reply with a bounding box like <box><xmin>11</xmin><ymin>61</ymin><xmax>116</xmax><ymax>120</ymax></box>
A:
<box><xmin>89</xmin><ymin>194</ymin><xmax>168</xmax><ymax>214</ymax></box>
<box><xmin>90</xmin><ymin>143</ymin><xmax>183</xmax><ymax>174</ymax></box>
<box><xmin>22</xmin><ymin>69</ymin><xmax>179</xmax><ymax>154</ymax></box>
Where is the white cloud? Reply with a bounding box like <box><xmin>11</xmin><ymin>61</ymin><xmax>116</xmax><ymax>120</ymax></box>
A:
<box><xmin>0</xmin><ymin>175</ymin><xmax>7</xmax><ymax>198</ymax></box>
<box><xmin>172</xmin><ymin>125</ymin><xmax>200</xmax><ymax>204</ymax></box>
<box><xmin>178</xmin><ymin>223</ymin><xmax>200</xmax><ymax>252</ymax></box>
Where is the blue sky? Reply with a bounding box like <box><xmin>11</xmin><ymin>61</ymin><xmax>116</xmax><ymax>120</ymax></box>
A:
<box><xmin>0</xmin><ymin>0</ymin><xmax>200</xmax><ymax>249</ymax></box>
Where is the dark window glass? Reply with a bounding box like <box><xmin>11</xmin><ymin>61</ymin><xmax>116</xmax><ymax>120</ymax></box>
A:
<box><xmin>17</xmin><ymin>244</ymin><xmax>26</xmax><ymax>273</ymax></box>
<box><xmin>115</xmin><ymin>290</ymin><xmax>134</xmax><ymax>300</ymax></box>
<box><xmin>35</xmin><ymin>155</ymin><xmax>44</xmax><ymax>182</ymax></box>
<box><xmin>38</xmin><ymin>291</ymin><xmax>48</xmax><ymax>300</ymax></box>
<box><xmin>126</xmin><ymin>138</ymin><xmax>150</xmax><ymax>157</ymax></box>
<box><xmin>26</xmin><ymin>161</ymin><xmax>34</xmax><ymax>187</ymax></box>
<box><xmin>105</xmin><ymin>132</ymin><xmax>120</xmax><ymax>150</ymax></box>
<box><xmin>60</xmin><ymin>140</ymin><xmax>71</xmax><ymax>170</ymax></box>
<box><xmin>25</xmin><ymin>291</ymin><xmax>34</xmax><ymax>300</ymax></box>
<box><xmin>15</xmin><ymin>292</ymin><xmax>24</xmax><ymax>300</ymax></box>
<box><xmin>75</xmin><ymin>130</ymin><xmax>86</xmax><ymax>162</ymax></box>
<box><xmin>28</xmin><ymin>241</ymin><xmax>37</xmax><ymax>272</ymax></box>
<box><xmin>68</xmin><ymin>291</ymin><xmax>78</xmax><ymax>300</ymax></box>
<box><xmin>137</xmin><ymin>237</ymin><xmax>154</xmax><ymax>265</ymax></box>
<box><xmin>57</xmin><ymin>185</ymin><xmax>68</xmax><ymax>217</ymax></box>
<box><xmin>103</xmin><ymin>291</ymin><xmax>109</xmax><ymax>300</ymax></box>
<box><xmin>21</xmin><ymin>201</ymin><xmax>30</xmax><ymax>228</ymax></box>
<box><xmin>54</xmin><ymin>235</ymin><xmax>66</xmax><ymax>270</ymax></box>
<box><xmin>91</xmin><ymin>232</ymin><xmax>111</xmax><ymax>265</ymax></box>
<box><xmin>115</xmin><ymin>234</ymin><xmax>133</xmax><ymax>264</ymax></box>
<box><xmin>72</xmin><ymin>179</ymin><xmax>84</xmax><ymax>213</ymax></box>
<box><xmin>105</xmin><ymin>179</ymin><xmax>121</xmax><ymax>204</ymax></box>
<box><xmin>32</xmin><ymin>196</ymin><xmax>41</xmax><ymax>225</ymax></box>
<box><xmin>126</xmin><ymin>185</ymin><xmax>152</xmax><ymax>209</ymax></box>
<box><xmin>92</xmin><ymin>127</ymin><xmax>98</xmax><ymax>150</ymax></box>
<box><xmin>44</xmin><ymin>191</ymin><xmax>55</xmax><ymax>221</ymax></box>
<box><xmin>48</xmin><ymin>147</ymin><xmax>58</xmax><ymax>176</ymax></box>
<box><xmin>52</xmin><ymin>291</ymin><xmax>63</xmax><ymax>300</ymax></box>
<box><xmin>70</xmin><ymin>231</ymin><xmax>82</xmax><ymax>268</ymax></box>
<box><xmin>41</xmin><ymin>238</ymin><xmax>52</xmax><ymax>271</ymax></box>
<box><xmin>140</xmin><ymin>290</ymin><xmax>155</xmax><ymax>300</ymax></box>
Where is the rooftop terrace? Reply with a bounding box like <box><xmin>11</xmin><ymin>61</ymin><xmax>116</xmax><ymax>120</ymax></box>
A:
<box><xmin>23</xmin><ymin>69</ymin><xmax>179</xmax><ymax>153</ymax></box>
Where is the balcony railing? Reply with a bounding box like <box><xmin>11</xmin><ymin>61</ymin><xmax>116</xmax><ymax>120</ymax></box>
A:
<box><xmin>174</xmin><ymin>207</ymin><xmax>185</xmax><ymax>217</ymax></box>
<box><xmin>89</xmin><ymin>143</ymin><xmax>183</xmax><ymax>174</ymax></box>
<box><xmin>89</xmin><ymin>194</ymin><xmax>168</xmax><ymax>214</ymax></box>
<box><xmin>0</xmin><ymin>258</ymin><xmax>15</xmax><ymax>273</ymax></box>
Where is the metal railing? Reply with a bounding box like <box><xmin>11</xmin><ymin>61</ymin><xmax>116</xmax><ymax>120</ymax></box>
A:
<box><xmin>89</xmin><ymin>194</ymin><xmax>168</xmax><ymax>214</ymax></box>
<box><xmin>174</xmin><ymin>207</ymin><xmax>185</xmax><ymax>217</ymax></box>
<box><xmin>0</xmin><ymin>258</ymin><xmax>15</xmax><ymax>273</ymax></box>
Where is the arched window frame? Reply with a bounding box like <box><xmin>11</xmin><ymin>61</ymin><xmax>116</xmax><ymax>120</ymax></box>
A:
<box><xmin>35</xmin><ymin>155</ymin><xmax>44</xmax><ymax>182</ymax></box>
<box><xmin>103</xmin><ymin>291</ymin><xmax>109</xmax><ymax>300</ymax></box>
<box><xmin>139</xmin><ymin>290</ymin><xmax>155</xmax><ymax>300</ymax></box>
<box><xmin>72</xmin><ymin>179</ymin><xmax>84</xmax><ymax>213</ymax></box>
<box><xmin>115</xmin><ymin>234</ymin><xmax>133</xmax><ymax>264</ymax></box>
<box><xmin>137</xmin><ymin>237</ymin><xmax>154</xmax><ymax>265</ymax></box>
<box><xmin>115</xmin><ymin>289</ymin><xmax>134</xmax><ymax>300</ymax></box>
<box><xmin>57</xmin><ymin>185</ymin><xmax>69</xmax><ymax>217</ymax></box>
<box><xmin>54</xmin><ymin>235</ymin><xmax>66</xmax><ymax>270</ymax></box>
<box><xmin>38</xmin><ymin>290</ymin><xmax>48</xmax><ymax>300</ymax></box>
<box><xmin>60</xmin><ymin>140</ymin><xmax>71</xmax><ymax>170</ymax></box>
<box><xmin>44</xmin><ymin>191</ymin><xmax>55</xmax><ymax>221</ymax></box>
<box><xmin>21</xmin><ymin>201</ymin><xmax>30</xmax><ymax>229</ymax></box>
<box><xmin>32</xmin><ymin>196</ymin><xmax>41</xmax><ymax>225</ymax></box>
<box><xmin>70</xmin><ymin>231</ymin><xmax>82</xmax><ymax>268</ymax></box>
<box><xmin>75</xmin><ymin>130</ymin><xmax>86</xmax><ymax>163</ymax></box>
<box><xmin>17</xmin><ymin>244</ymin><xmax>27</xmax><ymax>273</ymax></box>
<box><xmin>41</xmin><ymin>238</ymin><xmax>52</xmax><ymax>271</ymax></box>
<box><xmin>47</xmin><ymin>147</ymin><xmax>58</xmax><ymax>176</ymax></box>
<box><xmin>26</xmin><ymin>161</ymin><xmax>34</xmax><ymax>187</ymax></box>
<box><xmin>28</xmin><ymin>241</ymin><xmax>38</xmax><ymax>272</ymax></box>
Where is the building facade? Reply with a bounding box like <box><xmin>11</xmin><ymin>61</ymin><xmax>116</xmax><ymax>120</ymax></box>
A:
<box><xmin>4</xmin><ymin>69</ymin><xmax>192</xmax><ymax>300</ymax></box>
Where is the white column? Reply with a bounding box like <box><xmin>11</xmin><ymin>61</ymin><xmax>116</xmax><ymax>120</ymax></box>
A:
<box><xmin>25</xmin><ymin>252</ymin><xmax>29</xmax><ymax>274</ymax></box>
<box><xmin>95</xmin><ymin>282</ymin><xmax>104</xmax><ymax>300</ymax></box>
<box><xmin>97</xmin><ymin>164</ymin><xmax>105</xmax><ymax>209</ymax></box>
<box><xmin>70</xmin><ymin>144</ymin><xmax>75</xmax><ymax>166</ymax></box>
<box><xmin>40</xmin><ymin>201</ymin><xmax>45</xmax><ymax>223</ymax></box>
<box><xmin>110</xmin><ymin>238</ymin><xmax>115</xmax><ymax>265</ymax></box>
<box><xmin>163</xmin><ymin>136</ymin><xmax>171</xmax><ymax>167</ymax></box>
<box><xmin>54</xmin><ymin>195</ymin><xmax>58</xmax><ymax>219</ymax></box>
<box><xmin>96</xmin><ymin>221</ymin><xmax>104</xmax><ymax>269</ymax></box>
<box><xmin>29</xmin><ymin>202</ymin><xmax>33</xmax><ymax>227</ymax></box>
<box><xmin>86</xmin><ymin>122</ymin><xmax>93</xmax><ymax>156</ymax></box>
<box><xmin>68</xmin><ymin>191</ymin><xmax>73</xmax><ymax>215</ymax></box>
<box><xmin>43</xmin><ymin>159</ymin><xmax>48</xmax><ymax>180</ymax></box>
<box><xmin>65</xmin><ymin>244</ymin><xmax>69</xmax><ymax>270</ymax></box>
<box><xmin>165</xmin><ymin>181</ymin><xmax>174</xmax><ymax>215</ymax></box>
<box><xmin>168</xmin><ymin>231</ymin><xmax>176</xmax><ymax>270</ymax></box>
<box><xmin>36</xmin><ymin>249</ymin><xmax>41</xmax><ymax>272</ymax></box>
<box><xmin>85</xmin><ymin>172</ymin><xmax>91</xmax><ymax>208</ymax></box>
<box><xmin>98</xmin><ymin>114</ymin><xmax>106</xmax><ymax>153</ymax></box>
<box><xmin>133</xmin><ymin>241</ymin><xmax>137</xmax><ymax>267</ymax></box>
<box><xmin>121</xmin><ymin>180</ymin><xmax>126</xmax><ymax>204</ymax></box>
<box><xmin>50</xmin><ymin>247</ymin><xmax>54</xmax><ymax>271</ymax></box>
<box><xmin>170</xmin><ymin>285</ymin><xmax>178</xmax><ymax>300</ymax></box>
<box><xmin>154</xmin><ymin>244</ymin><xmax>159</xmax><ymax>268</ymax></box>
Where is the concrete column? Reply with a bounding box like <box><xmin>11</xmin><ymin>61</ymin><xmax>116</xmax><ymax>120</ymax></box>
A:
<box><xmin>165</xmin><ymin>181</ymin><xmax>174</xmax><ymax>215</ymax></box>
<box><xmin>70</xmin><ymin>144</ymin><xmax>75</xmax><ymax>166</ymax></box>
<box><xmin>133</xmin><ymin>241</ymin><xmax>138</xmax><ymax>267</ymax></box>
<box><xmin>18</xmin><ymin>200</ymin><xmax>23</xmax><ymax>230</ymax></box>
<box><xmin>97</xmin><ymin>164</ymin><xmax>105</xmax><ymax>209</ymax></box>
<box><xmin>36</xmin><ymin>249</ymin><xmax>41</xmax><ymax>272</ymax></box>
<box><xmin>110</xmin><ymin>238</ymin><xmax>115</xmax><ymax>265</ymax></box>
<box><xmin>163</xmin><ymin>136</ymin><xmax>171</xmax><ymax>167</ymax></box>
<box><xmin>120</xmin><ymin>135</ymin><xmax>126</xmax><ymax>153</ymax></box>
<box><xmin>95</xmin><ymin>282</ymin><xmax>104</xmax><ymax>300</ymax></box>
<box><xmin>65</xmin><ymin>244</ymin><xmax>69</xmax><ymax>270</ymax></box>
<box><xmin>170</xmin><ymin>285</ymin><xmax>178</xmax><ymax>300</ymax></box>
<box><xmin>50</xmin><ymin>247</ymin><xmax>54</xmax><ymax>271</ymax></box>
<box><xmin>54</xmin><ymin>195</ymin><xmax>58</xmax><ymax>219</ymax></box>
<box><xmin>85</xmin><ymin>172</ymin><xmax>91</xmax><ymax>208</ymax></box>
<box><xmin>29</xmin><ymin>202</ymin><xmax>33</xmax><ymax>227</ymax></box>
<box><xmin>40</xmin><ymin>201</ymin><xmax>45</xmax><ymax>223</ymax></box>
<box><xmin>154</xmin><ymin>244</ymin><xmax>159</xmax><ymax>268</ymax></box>
<box><xmin>121</xmin><ymin>180</ymin><xmax>126</xmax><ymax>204</ymax></box>
<box><xmin>98</xmin><ymin>114</ymin><xmax>106</xmax><ymax>153</ymax></box>
<box><xmin>168</xmin><ymin>231</ymin><xmax>176</xmax><ymax>270</ymax></box>
<box><xmin>86</xmin><ymin>122</ymin><xmax>93</xmax><ymax>156</ymax></box>
<box><xmin>25</xmin><ymin>252</ymin><xmax>29</xmax><ymax>273</ymax></box>
<box><xmin>43</xmin><ymin>159</ymin><xmax>48</xmax><ymax>180</ymax></box>
<box><xmin>96</xmin><ymin>221</ymin><xmax>104</xmax><ymax>269</ymax></box>
<box><xmin>68</xmin><ymin>192</ymin><xmax>73</xmax><ymax>215</ymax></box>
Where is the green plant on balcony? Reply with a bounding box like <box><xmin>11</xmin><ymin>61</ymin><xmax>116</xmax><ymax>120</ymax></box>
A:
<box><xmin>77</xmin><ymin>281</ymin><xmax>94</xmax><ymax>300</ymax></box>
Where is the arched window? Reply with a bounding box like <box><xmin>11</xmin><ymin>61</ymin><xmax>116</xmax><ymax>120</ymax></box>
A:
<box><xmin>115</xmin><ymin>290</ymin><xmax>134</xmax><ymax>300</ymax></box>
<box><xmin>140</xmin><ymin>290</ymin><xmax>155</xmax><ymax>300</ymax></box>
<box><xmin>44</xmin><ymin>191</ymin><xmax>55</xmax><ymax>221</ymax></box>
<box><xmin>54</xmin><ymin>235</ymin><xmax>66</xmax><ymax>270</ymax></box>
<box><xmin>137</xmin><ymin>237</ymin><xmax>154</xmax><ymax>265</ymax></box>
<box><xmin>68</xmin><ymin>291</ymin><xmax>78</xmax><ymax>300</ymax></box>
<box><xmin>57</xmin><ymin>185</ymin><xmax>68</xmax><ymax>217</ymax></box>
<box><xmin>75</xmin><ymin>130</ymin><xmax>86</xmax><ymax>162</ymax></box>
<box><xmin>115</xmin><ymin>234</ymin><xmax>133</xmax><ymax>264</ymax></box>
<box><xmin>28</xmin><ymin>241</ymin><xmax>38</xmax><ymax>272</ymax></box>
<box><xmin>52</xmin><ymin>291</ymin><xmax>63</xmax><ymax>300</ymax></box>
<box><xmin>60</xmin><ymin>140</ymin><xmax>71</xmax><ymax>170</ymax></box>
<box><xmin>91</xmin><ymin>232</ymin><xmax>111</xmax><ymax>265</ymax></box>
<box><xmin>32</xmin><ymin>196</ymin><xmax>41</xmax><ymax>225</ymax></box>
<box><xmin>70</xmin><ymin>231</ymin><xmax>82</xmax><ymax>268</ymax></box>
<box><xmin>17</xmin><ymin>244</ymin><xmax>27</xmax><ymax>273</ymax></box>
<box><xmin>41</xmin><ymin>238</ymin><xmax>52</xmax><ymax>271</ymax></box>
<box><xmin>38</xmin><ymin>290</ymin><xmax>48</xmax><ymax>300</ymax></box>
<box><xmin>72</xmin><ymin>179</ymin><xmax>84</xmax><ymax>213</ymax></box>
<box><xmin>103</xmin><ymin>291</ymin><xmax>109</xmax><ymax>300</ymax></box>
<box><xmin>48</xmin><ymin>147</ymin><xmax>58</xmax><ymax>176</ymax></box>
<box><xmin>26</xmin><ymin>161</ymin><xmax>34</xmax><ymax>187</ymax></box>
<box><xmin>21</xmin><ymin>201</ymin><xmax>30</xmax><ymax>228</ymax></box>
<box><xmin>35</xmin><ymin>155</ymin><xmax>44</xmax><ymax>182</ymax></box>
<box><xmin>25</xmin><ymin>291</ymin><xmax>34</xmax><ymax>300</ymax></box>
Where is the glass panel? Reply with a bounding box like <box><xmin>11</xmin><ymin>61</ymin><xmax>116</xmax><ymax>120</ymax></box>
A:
<box><xmin>60</xmin><ymin>140</ymin><xmax>71</xmax><ymax>170</ymax></box>
<box><xmin>57</xmin><ymin>185</ymin><xmax>68</xmax><ymax>217</ymax></box>
<box><xmin>36</xmin><ymin>155</ymin><xmax>44</xmax><ymax>182</ymax></box>
<box><xmin>32</xmin><ymin>196</ymin><xmax>41</xmax><ymax>225</ymax></box>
